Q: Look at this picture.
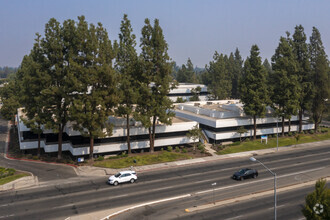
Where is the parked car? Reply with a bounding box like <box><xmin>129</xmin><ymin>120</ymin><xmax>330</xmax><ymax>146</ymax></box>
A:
<box><xmin>232</xmin><ymin>168</ymin><xmax>258</xmax><ymax>181</ymax></box>
<box><xmin>108</xmin><ymin>170</ymin><xmax>138</xmax><ymax>186</ymax></box>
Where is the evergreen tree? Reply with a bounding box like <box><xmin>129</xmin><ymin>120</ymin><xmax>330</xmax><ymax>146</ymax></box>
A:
<box><xmin>189</xmin><ymin>86</ymin><xmax>201</xmax><ymax>101</ymax></box>
<box><xmin>206</xmin><ymin>52</ymin><xmax>232</xmax><ymax>99</ymax></box>
<box><xmin>136</xmin><ymin>18</ymin><xmax>175</xmax><ymax>153</ymax></box>
<box><xmin>302</xmin><ymin>179</ymin><xmax>330</xmax><ymax>219</ymax></box>
<box><xmin>115</xmin><ymin>14</ymin><xmax>139</xmax><ymax>154</ymax></box>
<box><xmin>233</xmin><ymin>48</ymin><xmax>244</xmax><ymax>98</ymax></box>
<box><xmin>227</xmin><ymin>53</ymin><xmax>236</xmax><ymax>98</ymax></box>
<box><xmin>70</xmin><ymin>17</ymin><xmax>118</xmax><ymax>159</ymax></box>
<box><xmin>292</xmin><ymin>25</ymin><xmax>312</xmax><ymax>132</ymax></box>
<box><xmin>263</xmin><ymin>58</ymin><xmax>272</xmax><ymax>82</ymax></box>
<box><xmin>271</xmin><ymin>36</ymin><xmax>300</xmax><ymax>136</ymax></box>
<box><xmin>176</xmin><ymin>58</ymin><xmax>198</xmax><ymax>83</ymax></box>
<box><xmin>0</xmin><ymin>74</ymin><xmax>21</xmax><ymax>120</ymax></box>
<box><xmin>19</xmin><ymin>44</ymin><xmax>50</xmax><ymax>158</ymax></box>
<box><xmin>309</xmin><ymin>27</ymin><xmax>329</xmax><ymax>132</ymax></box>
<box><xmin>239</xmin><ymin>45</ymin><xmax>269</xmax><ymax>140</ymax></box>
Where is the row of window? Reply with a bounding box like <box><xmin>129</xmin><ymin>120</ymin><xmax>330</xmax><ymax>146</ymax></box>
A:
<box><xmin>22</xmin><ymin>130</ymin><xmax>189</xmax><ymax>146</ymax></box>
<box><xmin>199</xmin><ymin>121</ymin><xmax>300</xmax><ymax>133</ymax></box>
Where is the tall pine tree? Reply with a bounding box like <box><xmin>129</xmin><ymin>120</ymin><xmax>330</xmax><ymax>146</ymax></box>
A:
<box><xmin>239</xmin><ymin>45</ymin><xmax>269</xmax><ymax>140</ymax></box>
<box><xmin>292</xmin><ymin>25</ymin><xmax>312</xmax><ymax>133</ymax></box>
<box><xmin>206</xmin><ymin>52</ymin><xmax>232</xmax><ymax>99</ymax></box>
<box><xmin>309</xmin><ymin>27</ymin><xmax>329</xmax><ymax>132</ymax></box>
<box><xmin>271</xmin><ymin>36</ymin><xmax>300</xmax><ymax>136</ymax></box>
<box><xmin>115</xmin><ymin>14</ymin><xmax>139</xmax><ymax>154</ymax></box>
<box><xmin>70</xmin><ymin>17</ymin><xmax>118</xmax><ymax>159</ymax></box>
<box><xmin>136</xmin><ymin>18</ymin><xmax>175</xmax><ymax>153</ymax></box>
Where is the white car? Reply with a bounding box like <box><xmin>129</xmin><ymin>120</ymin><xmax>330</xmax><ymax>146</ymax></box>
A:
<box><xmin>108</xmin><ymin>170</ymin><xmax>137</xmax><ymax>186</ymax></box>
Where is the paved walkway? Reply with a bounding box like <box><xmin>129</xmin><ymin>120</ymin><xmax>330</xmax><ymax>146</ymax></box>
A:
<box><xmin>203</xmin><ymin>142</ymin><xmax>217</xmax><ymax>156</ymax></box>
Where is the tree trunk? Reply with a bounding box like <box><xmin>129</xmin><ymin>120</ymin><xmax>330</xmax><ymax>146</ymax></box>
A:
<box><xmin>149</xmin><ymin>126</ymin><xmax>153</xmax><ymax>153</ymax></box>
<box><xmin>253</xmin><ymin>115</ymin><xmax>256</xmax><ymax>140</ymax></box>
<box><xmin>288</xmin><ymin>118</ymin><xmax>291</xmax><ymax>132</ymax></box>
<box><xmin>89</xmin><ymin>135</ymin><xmax>94</xmax><ymax>160</ymax></box>
<box><xmin>58</xmin><ymin>124</ymin><xmax>63</xmax><ymax>160</ymax></box>
<box><xmin>282</xmin><ymin>116</ymin><xmax>285</xmax><ymax>136</ymax></box>
<box><xmin>126</xmin><ymin>114</ymin><xmax>131</xmax><ymax>154</ymax></box>
<box><xmin>299</xmin><ymin>109</ymin><xmax>303</xmax><ymax>133</ymax></box>
<box><xmin>152</xmin><ymin>116</ymin><xmax>156</xmax><ymax>152</ymax></box>
<box><xmin>314</xmin><ymin>121</ymin><xmax>318</xmax><ymax>133</ymax></box>
<box><xmin>37</xmin><ymin>132</ymin><xmax>41</xmax><ymax>158</ymax></box>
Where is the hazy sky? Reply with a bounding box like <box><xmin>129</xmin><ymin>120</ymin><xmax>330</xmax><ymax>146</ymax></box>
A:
<box><xmin>1</xmin><ymin>0</ymin><xmax>330</xmax><ymax>68</ymax></box>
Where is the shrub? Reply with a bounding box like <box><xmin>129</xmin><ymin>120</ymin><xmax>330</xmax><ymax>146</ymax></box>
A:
<box><xmin>321</xmin><ymin>128</ymin><xmax>328</xmax><ymax>133</ymax></box>
<box><xmin>167</xmin><ymin>146</ymin><xmax>173</xmax><ymax>152</ymax></box>
<box><xmin>182</xmin><ymin>148</ymin><xmax>187</xmax><ymax>153</ymax></box>
<box><xmin>175</xmin><ymin>146</ymin><xmax>180</xmax><ymax>152</ymax></box>
<box><xmin>197</xmin><ymin>144</ymin><xmax>205</xmax><ymax>151</ymax></box>
<box><xmin>0</xmin><ymin>167</ymin><xmax>15</xmax><ymax>179</ymax></box>
<box><xmin>96</xmin><ymin>156</ymin><xmax>104</xmax><ymax>161</ymax></box>
<box><xmin>32</xmin><ymin>156</ymin><xmax>39</xmax><ymax>160</ymax></box>
<box><xmin>288</xmin><ymin>132</ymin><xmax>293</xmax><ymax>137</ymax></box>
<box><xmin>309</xmin><ymin>130</ymin><xmax>314</xmax><ymax>134</ymax></box>
<box><xmin>27</xmin><ymin>154</ymin><xmax>33</xmax><ymax>159</ymax></box>
<box><xmin>231</xmin><ymin>141</ymin><xmax>240</xmax><ymax>146</ymax></box>
<box><xmin>218</xmin><ymin>145</ymin><xmax>225</xmax><ymax>151</ymax></box>
<box><xmin>161</xmin><ymin>148</ymin><xmax>164</xmax><ymax>151</ymax></box>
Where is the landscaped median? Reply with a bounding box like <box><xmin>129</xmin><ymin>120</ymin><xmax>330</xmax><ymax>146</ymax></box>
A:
<box><xmin>93</xmin><ymin>151</ymin><xmax>194</xmax><ymax>169</ymax></box>
<box><xmin>216</xmin><ymin>128</ymin><xmax>330</xmax><ymax>155</ymax></box>
<box><xmin>0</xmin><ymin>167</ymin><xmax>37</xmax><ymax>191</ymax></box>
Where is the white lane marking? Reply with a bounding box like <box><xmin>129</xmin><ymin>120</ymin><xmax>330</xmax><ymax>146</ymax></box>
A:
<box><xmin>0</xmin><ymin>214</ymin><xmax>14</xmax><ymax>219</ymax></box>
<box><xmin>53</xmin><ymin>193</ymin><xmax>129</xmax><ymax>209</ymax></box>
<box><xmin>142</xmin><ymin>150</ymin><xmax>330</xmax><ymax>185</ymax></box>
<box><xmin>156</xmin><ymin>186</ymin><xmax>176</xmax><ymax>191</ymax></box>
<box><xmin>224</xmin><ymin>215</ymin><xmax>243</xmax><ymax>220</ymax></box>
<box><xmin>99</xmin><ymin>166</ymin><xmax>326</xmax><ymax>220</ymax></box>
<box><xmin>0</xmin><ymin>204</ymin><xmax>9</xmax><ymax>207</ymax></box>
<box><xmin>100</xmin><ymin>194</ymin><xmax>191</xmax><ymax>220</ymax></box>
<box><xmin>268</xmin><ymin>204</ymin><xmax>285</xmax><ymax>209</ymax></box>
<box><xmin>195</xmin><ymin>167</ymin><xmax>325</xmax><ymax>195</ymax></box>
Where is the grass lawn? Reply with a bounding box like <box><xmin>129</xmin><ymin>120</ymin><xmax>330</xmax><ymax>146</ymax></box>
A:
<box><xmin>217</xmin><ymin>129</ymin><xmax>330</xmax><ymax>155</ymax></box>
<box><xmin>0</xmin><ymin>173</ymin><xmax>29</xmax><ymax>185</ymax></box>
<box><xmin>93</xmin><ymin>151</ymin><xmax>192</xmax><ymax>169</ymax></box>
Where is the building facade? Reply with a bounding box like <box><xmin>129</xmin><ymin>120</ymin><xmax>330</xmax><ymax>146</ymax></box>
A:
<box><xmin>174</xmin><ymin>100</ymin><xmax>314</xmax><ymax>144</ymax></box>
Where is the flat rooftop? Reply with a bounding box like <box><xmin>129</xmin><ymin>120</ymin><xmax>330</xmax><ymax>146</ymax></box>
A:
<box><xmin>175</xmin><ymin>100</ymin><xmax>275</xmax><ymax>120</ymax></box>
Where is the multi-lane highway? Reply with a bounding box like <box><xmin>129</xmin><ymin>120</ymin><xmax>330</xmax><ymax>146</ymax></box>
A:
<box><xmin>0</xmin><ymin>139</ymin><xmax>329</xmax><ymax>219</ymax></box>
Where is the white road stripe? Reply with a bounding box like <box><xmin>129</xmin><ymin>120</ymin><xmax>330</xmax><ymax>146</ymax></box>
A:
<box><xmin>100</xmin><ymin>194</ymin><xmax>191</xmax><ymax>220</ymax></box>
<box><xmin>195</xmin><ymin>167</ymin><xmax>325</xmax><ymax>195</ymax></box>
<box><xmin>98</xmin><ymin>166</ymin><xmax>326</xmax><ymax>220</ymax></box>
<box><xmin>224</xmin><ymin>215</ymin><xmax>243</xmax><ymax>220</ymax></box>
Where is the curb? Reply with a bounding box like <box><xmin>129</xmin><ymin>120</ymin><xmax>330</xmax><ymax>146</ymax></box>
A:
<box><xmin>0</xmin><ymin>170</ymin><xmax>38</xmax><ymax>192</ymax></box>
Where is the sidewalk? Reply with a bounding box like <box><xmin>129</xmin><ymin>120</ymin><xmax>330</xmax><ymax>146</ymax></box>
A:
<box><xmin>75</xmin><ymin>139</ymin><xmax>330</xmax><ymax>176</ymax></box>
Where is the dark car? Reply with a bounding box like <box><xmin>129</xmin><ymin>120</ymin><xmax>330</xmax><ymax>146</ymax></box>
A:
<box><xmin>232</xmin><ymin>168</ymin><xmax>258</xmax><ymax>181</ymax></box>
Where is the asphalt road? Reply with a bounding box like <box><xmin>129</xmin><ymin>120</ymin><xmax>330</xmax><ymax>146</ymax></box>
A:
<box><xmin>122</xmin><ymin>183</ymin><xmax>330</xmax><ymax>220</ymax></box>
<box><xmin>0</xmin><ymin>116</ymin><xmax>77</xmax><ymax>182</ymax></box>
<box><xmin>0</xmin><ymin>140</ymin><xmax>329</xmax><ymax>219</ymax></box>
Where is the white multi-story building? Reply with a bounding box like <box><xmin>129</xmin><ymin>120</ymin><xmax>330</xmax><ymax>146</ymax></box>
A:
<box><xmin>174</xmin><ymin>100</ymin><xmax>314</xmax><ymax>144</ymax></box>
<box><xmin>16</xmin><ymin>108</ymin><xmax>198</xmax><ymax>157</ymax></box>
<box><xmin>167</xmin><ymin>83</ymin><xmax>209</xmax><ymax>102</ymax></box>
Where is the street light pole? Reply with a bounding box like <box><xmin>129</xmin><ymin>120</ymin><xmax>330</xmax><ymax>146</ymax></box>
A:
<box><xmin>211</xmin><ymin>182</ymin><xmax>217</xmax><ymax>204</ymax></box>
<box><xmin>250</xmin><ymin>157</ymin><xmax>277</xmax><ymax>220</ymax></box>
